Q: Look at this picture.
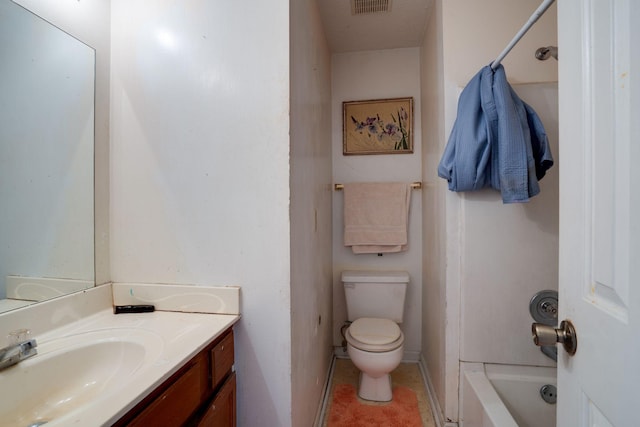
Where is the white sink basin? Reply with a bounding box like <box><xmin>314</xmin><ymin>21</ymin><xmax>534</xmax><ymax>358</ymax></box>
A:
<box><xmin>0</xmin><ymin>328</ymin><xmax>163</xmax><ymax>427</ymax></box>
<box><xmin>0</xmin><ymin>305</ymin><xmax>239</xmax><ymax>427</ymax></box>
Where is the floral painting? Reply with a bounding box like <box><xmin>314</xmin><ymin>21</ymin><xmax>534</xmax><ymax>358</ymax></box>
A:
<box><xmin>343</xmin><ymin>97</ymin><xmax>413</xmax><ymax>155</ymax></box>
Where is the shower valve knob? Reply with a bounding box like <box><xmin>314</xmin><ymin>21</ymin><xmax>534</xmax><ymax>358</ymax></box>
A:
<box><xmin>531</xmin><ymin>320</ymin><xmax>577</xmax><ymax>356</ymax></box>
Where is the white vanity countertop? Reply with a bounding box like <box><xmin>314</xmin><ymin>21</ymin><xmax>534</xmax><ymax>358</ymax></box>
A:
<box><xmin>25</xmin><ymin>308</ymin><xmax>240</xmax><ymax>427</ymax></box>
<box><xmin>0</xmin><ymin>299</ymin><xmax>33</xmax><ymax>312</ymax></box>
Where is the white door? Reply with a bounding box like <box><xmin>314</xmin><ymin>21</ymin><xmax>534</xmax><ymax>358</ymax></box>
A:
<box><xmin>557</xmin><ymin>0</ymin><xmax>640</xmax><ymax>426</ymax></box>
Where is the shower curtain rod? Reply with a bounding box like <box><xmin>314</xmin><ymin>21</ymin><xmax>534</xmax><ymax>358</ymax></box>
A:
<box><xmin>490</xmin><ymin>0</ymin><xmax>556</xmax><ymax>70</ymax></box>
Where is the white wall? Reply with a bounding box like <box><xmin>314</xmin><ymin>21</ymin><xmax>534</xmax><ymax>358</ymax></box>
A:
<box><xmin>109</xmin><ymin>1</ymin><xmax>292</xmax><ymax>426</ymax></box>
<box><xmin>421</xmin><ymin>0</ymin><xmax>559</xmax><ymax>423</ymax></box>
<box><xmin>459</xmin><ymin>84</ymin><xmax>558</xmax><ymax>368</ymax></box>
<box><xmin>419</xmin><ymin>0</ymin><xmax>450</xmax><ymax>419</ymax></box>
<box><xmin>331</xmin><ymin>48</ymin><xmax>423</xmax><ymax>360</ymax></box>
<box><xmin>289</xmin><ymin>0</ymin><xmax>334</xmax><ymax>425</ymax></box>
<box><xmin>14</xmin><ymin>0</ymin><xmax>112</xmax><ymax>286</ymax></box>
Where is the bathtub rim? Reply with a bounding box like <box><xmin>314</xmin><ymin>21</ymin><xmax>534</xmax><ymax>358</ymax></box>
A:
<box><xmin>462</xmin><ymin>365</ymin><xmax>519</xmax><ymax>427</ymax></box>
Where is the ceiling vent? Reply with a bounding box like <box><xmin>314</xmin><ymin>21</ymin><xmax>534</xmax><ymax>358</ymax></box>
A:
<box><xmin>351</xmin><ymin>0</ymin><xmax>391</xmax><ymax>15</ymax></box>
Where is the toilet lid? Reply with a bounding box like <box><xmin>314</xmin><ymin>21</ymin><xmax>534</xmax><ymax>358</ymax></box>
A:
<box><xmin>349</xmin><ymin>317</ymin><xmax>401</xmax><ymax>346</ymax></box>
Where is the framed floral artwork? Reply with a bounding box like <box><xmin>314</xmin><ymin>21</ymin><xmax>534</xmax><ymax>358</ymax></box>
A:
<box><xmin>343</xmin><ymin>97</ymin><xmax>413</xmax><ymax>155</ymax></box>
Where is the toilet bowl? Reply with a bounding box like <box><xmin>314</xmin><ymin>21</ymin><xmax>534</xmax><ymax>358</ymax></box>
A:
<box><xmin>345</xmin><ymin>317</ymin><xmax>405</xmax><ymax>402</ymax></box>
<box><xmin>342</xmin><ymin>270</ymin><xmax>409</xmax><ymax>402</ymax></box>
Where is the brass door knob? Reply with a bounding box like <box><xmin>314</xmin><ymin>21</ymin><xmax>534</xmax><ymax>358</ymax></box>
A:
<box><xmin>532</xmin><ymin>320</ymin><xmax>577</xmax><ymax>356</ymax></box>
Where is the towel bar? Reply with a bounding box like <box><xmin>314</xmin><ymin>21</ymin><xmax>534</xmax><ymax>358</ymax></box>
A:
<box><xmin>334</xmin><ymin>182</ymin><xmax>422</xmax><ymax>191</ymax></box>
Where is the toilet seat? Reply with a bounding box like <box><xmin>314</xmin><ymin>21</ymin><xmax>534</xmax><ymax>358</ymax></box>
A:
<box><xmin>346</xmin><ymin>317</ymin><xmax>404</xmax><ymax>352</ymax></box>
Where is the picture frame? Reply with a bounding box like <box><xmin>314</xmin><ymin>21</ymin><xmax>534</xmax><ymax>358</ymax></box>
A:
<box><xmin>343</xmin><ymin>97</ymin><xmax>413</xmax><ymax>155</ymax></box>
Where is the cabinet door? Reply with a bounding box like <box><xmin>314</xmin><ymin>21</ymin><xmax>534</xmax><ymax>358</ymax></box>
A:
<box><xmin>128</xmin><ymin>356</ymin><xmax>207</xmax><ymax>427</ymax></box>
<box><xmin>211</xmin><ymin>331</ymin><xmax>234</xmax><ymax>389</ymax></box>
<box><xmin>197</xmin><ymin>373</ymin><xmax>236</xmax><ymax>427</ymax></box>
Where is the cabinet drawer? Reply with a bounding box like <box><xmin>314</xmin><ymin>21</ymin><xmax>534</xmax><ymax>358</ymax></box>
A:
<box><xmin>129</xmin><ymin>356</ymin><xmax>206</xmax><ymax>427</ymax></box>
<box><xmin>211</xmin><ymin>331</ymin><xmax>234</xmax><ymax>389</ymax></box>
<box><xmin>197</xmin><ymin>372</ymin><xmax>236</xmax><ymax>427</ymax></box>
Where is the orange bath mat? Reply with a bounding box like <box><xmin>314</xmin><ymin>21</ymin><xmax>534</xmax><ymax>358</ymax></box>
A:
<box><xmin>327</xmin><ymin>384</ymin><xmax>423</xmax><ymax>427</ymax></box>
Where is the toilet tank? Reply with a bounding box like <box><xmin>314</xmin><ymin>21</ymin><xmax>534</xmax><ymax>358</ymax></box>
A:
<box><xmin>342</xmin><ymin>270</ymin><xmax>409</xmax><ymax>323</ymax></box>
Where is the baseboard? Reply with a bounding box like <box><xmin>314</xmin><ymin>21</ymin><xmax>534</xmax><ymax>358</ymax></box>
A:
<box><xmin>402</xmin><ymin>350</ymin><xmax>421</xmax><ymax>362</ymax></box>
<box><xmin>419</xmin><ymin>355</ymin><xmax>458</xmax><ymax>427</ymax></box>
<box><xmin>313</xmin><ymin>353</ymin><xmax>336</xmax><ymax>427</ymax></box>
<box><xmin>333</xmin><ymin>345</ymin><xmax>348</xmax><ymax>358</ymax></box>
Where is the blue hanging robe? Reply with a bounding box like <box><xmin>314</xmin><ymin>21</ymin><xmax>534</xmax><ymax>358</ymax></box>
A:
<box><xmin>437</xmin><ymin>64</ymin><xmax>553</xmax><ymax>203</ymax></box>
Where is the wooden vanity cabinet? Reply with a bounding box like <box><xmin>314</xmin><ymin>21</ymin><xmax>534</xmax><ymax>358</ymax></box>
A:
<box><xmin>196</xmin><ymin>372</ymin><xmax>236</xmax><ymax>427</ymax></box>
<box><xmin>113</xmin><ymin>328</ymin><xmax>235</xmax><ymax>427</ymax></box>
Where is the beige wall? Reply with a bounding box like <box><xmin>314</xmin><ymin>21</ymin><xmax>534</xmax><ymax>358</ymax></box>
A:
<box><xmin>443</xmin><ymin>0</ymin><xmax>557</xmax><ymax>86</ymax></box>
<box><xmin>289</xmin><ymin>0</ymin><xmax>334</xmax><ymax>425</ymax></box>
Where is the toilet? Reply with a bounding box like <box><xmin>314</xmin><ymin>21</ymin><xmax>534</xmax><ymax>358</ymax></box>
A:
<box><xmin>342</xmin><ymin>270</ymin><xmax>409</xmax><ymax>402</ymax></box>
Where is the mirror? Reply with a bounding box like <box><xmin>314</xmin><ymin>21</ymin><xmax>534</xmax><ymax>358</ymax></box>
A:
<box><xmin>0</xmin><ymin>0</ymin><xmax>95</xmax><ymax>313</ymax></box>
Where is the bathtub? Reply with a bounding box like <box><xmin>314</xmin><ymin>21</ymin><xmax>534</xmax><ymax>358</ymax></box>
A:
<box><xmin>461</xmin><ymin>363</ymin><xmax>556</xmax><ymax>427</ymax></box>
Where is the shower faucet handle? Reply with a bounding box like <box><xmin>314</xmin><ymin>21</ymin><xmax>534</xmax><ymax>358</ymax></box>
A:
<box><xmin>532</xmin><ymin>320</ymin><xmax>577</xmax><ymax>356</ymax></box>
<box><xmin>529</xmin><ymin>290</ymin><xmax>558</xmax><ymax>325</ymax></box>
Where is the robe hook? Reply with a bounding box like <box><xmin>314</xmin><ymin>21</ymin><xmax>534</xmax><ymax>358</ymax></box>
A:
<box><xmin>535</xmin><ymin>46</ymin><xmax>558</xmax><ymax>61</ymax></box>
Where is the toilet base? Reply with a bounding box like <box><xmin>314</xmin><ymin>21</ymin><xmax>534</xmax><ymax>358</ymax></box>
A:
<box><xmin>357</xmin><ymin>372</ymin><xmax>392</xmax><ymax>402</ymax></box>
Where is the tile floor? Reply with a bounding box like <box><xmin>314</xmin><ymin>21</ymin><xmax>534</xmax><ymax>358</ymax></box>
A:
<box><xmin>321</xmin><ymin>358</ymin><xmax>437</xmax><ymax>427</ymax></box>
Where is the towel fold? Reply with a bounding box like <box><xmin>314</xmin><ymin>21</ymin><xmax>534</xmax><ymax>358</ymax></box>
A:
<box><xmin>343</xmin><ymin>182</ymin><xmax>411</xmax><ymax>254</ymax></box>
<box><xmin>437</xmin><ymin>64</ymin><xmax>553</xmax><ymax>203</ymax></box>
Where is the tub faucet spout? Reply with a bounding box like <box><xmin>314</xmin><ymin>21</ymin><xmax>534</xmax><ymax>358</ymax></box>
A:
<box><xmin>0</xmin><ymin>337</ymin><xmax>38</xmax><ymax>371</ymax></box>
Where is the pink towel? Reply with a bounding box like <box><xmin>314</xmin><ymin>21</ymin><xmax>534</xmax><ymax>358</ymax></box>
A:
<box><xmin>343</xmin><ymin>182</ymin><xmax>411</xmax><ymax>254</ymax></box>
